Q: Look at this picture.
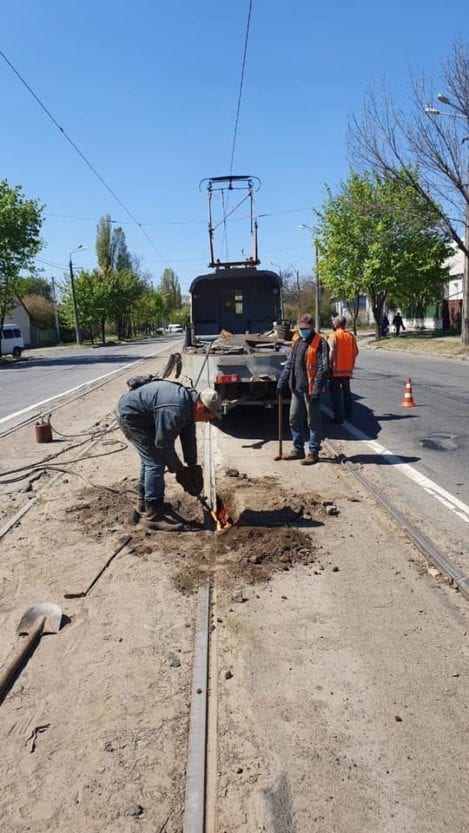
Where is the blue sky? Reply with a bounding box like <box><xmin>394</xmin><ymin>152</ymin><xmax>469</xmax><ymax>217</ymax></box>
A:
<box><xmin>1</xmin><ymin>0</ymin><xmax>467</xmax><ymax>292</ymax></box>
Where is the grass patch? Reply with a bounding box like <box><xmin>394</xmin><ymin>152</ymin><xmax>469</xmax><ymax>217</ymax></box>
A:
<box><xmin>0</xmin><ymin>354</ymin><xmax>24</xmax><ymax>363</ymax></box>
<box><xmin>369</xmin><ymin>332</ymin><xmax>469</xmax><ymax>357</ymax></box>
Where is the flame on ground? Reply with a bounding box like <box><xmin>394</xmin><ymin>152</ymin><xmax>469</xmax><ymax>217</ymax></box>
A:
<box><xmin>210</xmin><ymin>499</ymin><xmax>233</xmax><ymax>532</ymax></box>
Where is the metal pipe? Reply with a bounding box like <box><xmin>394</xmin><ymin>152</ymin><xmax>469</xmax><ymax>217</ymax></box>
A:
<box><xmin>69</xmin><ymin>257</ymin><xmax>81</xmax><ymax>345</ymax></box>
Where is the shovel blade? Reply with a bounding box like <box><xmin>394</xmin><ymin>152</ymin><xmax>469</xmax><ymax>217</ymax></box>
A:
<box><xmin>17</xmin><ymin>603</ymin><xmax>62</xmax><ymax>636</ymax></box>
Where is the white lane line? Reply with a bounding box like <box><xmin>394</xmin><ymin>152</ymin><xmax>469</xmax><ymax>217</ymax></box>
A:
<box><xmin>0</xmin><ymin>343</ymin><xmax>172</xmax><ymax>426</ymax></box>
<box><xmin>340</xmin><ymin>417</ymin><xmax>469</xmax><ymax>524</ymax></box>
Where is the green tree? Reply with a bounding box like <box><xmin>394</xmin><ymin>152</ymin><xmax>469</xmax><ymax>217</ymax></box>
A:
<box><xmin>94</xmin><ymin>215</ymin><xmax>144</xmax><ymax>338</ymax></box>
<box><xmin>62</xmin><ymin>269</ymin><xmax>111</xmax><ymax>344</ymax></box>
<box><xmin>107</xmin><ymin>269</ymin><xmax>144</xmax><ymax>339</ymax></box>
<box><xmin>280</xmin><ymin>269</ymin><xmax>315</xmax><ymax>322</ymax></box>
<box><xmin>0</xmin><ymin>180</ymin><xmax>44</xmax><ymax>354</ymax></box>
<box><xmin>96</xmin><ymin>214</ymin><xmax>114</xmax><ymax>273</ymax></box>
<box><xmin>158</xmin><ymin>268</ymin><xmax>182</xmax><ymax>316</ymax></box>
<box><xmin>132</xmin><ymin>285</ymin><xmax>165</xmax><ymax>335</ymax></box>
<box><xmin>16</xmin><ymin>275</ymin><xmax>52</xmax><ymax>301</ymax></box>
<box><xmin>168</xmin><ymin>303</ymin><xmax>190</xmax><ymax>327</ymax></box>
<box><xmin>349</xmin><ymin>40</ymin><xmax>469</xmax><ymax>343</ymax></box>
<box><xmin>316</xmin><ymin>171</ymin><xmax>451</xmax><ymax>337</ymax></box>
<box><xmin>96</xmin><ymin>215</ymin><xmax>132</xmax><ymax>273</ymax></box>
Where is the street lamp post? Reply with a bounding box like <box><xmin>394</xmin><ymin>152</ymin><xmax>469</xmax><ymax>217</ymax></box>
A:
<box><xmin>68</xmin><ymin>244</ymin><xmax>88</xmax><ymax>345</ymax></box>
<box><xmin>299</xmin><ymin>225</ymin><xmax>320</xmax><ymax>332</ymax></box>
<box><xmin>424</xmin><ymin>97</ymin><xmax>469</xmax><ymax>346</ymax></box>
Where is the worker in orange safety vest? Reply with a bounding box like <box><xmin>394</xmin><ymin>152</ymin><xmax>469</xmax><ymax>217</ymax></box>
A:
<box><xmin>327</xmin><ymin>316</ymin><xmax>359</xmax><ymax>424</ymax></box>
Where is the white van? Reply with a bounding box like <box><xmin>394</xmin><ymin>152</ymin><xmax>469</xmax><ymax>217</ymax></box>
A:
<box><xmin>1</xmin><ymin>324</ymin><xmax>24</xmax><ymax>357</ymax></box>
<box><xmin>167</xmin><ymin>324</ymin><xmax>184</xmax><ymax>334</ymax></box>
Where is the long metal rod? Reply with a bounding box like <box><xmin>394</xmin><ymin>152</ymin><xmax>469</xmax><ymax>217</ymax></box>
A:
<box><xmin>324</xmin><ymin>437</ymin><xmax>469</xmax><ymax>600</ymax></box>
<box><xmin>183</xmin><ymin>580</ymin><xmax>210</xmax><ymax>833</ymax></box>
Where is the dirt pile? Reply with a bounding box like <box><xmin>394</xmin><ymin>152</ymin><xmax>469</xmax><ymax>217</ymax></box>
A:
<box><xmin>64</xmin><ymin>474</ymin><xmax>331</xmax><ymax>593</ymax></box>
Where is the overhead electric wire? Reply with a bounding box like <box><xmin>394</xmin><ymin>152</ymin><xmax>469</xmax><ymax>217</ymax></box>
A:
<box><xmin>45</xmin><ymin>212</ymin><xmax>206</xmax><ymax>226</ymax></box>
<box><xmin>229</xmin><ymin>0</ymin><xmax>254</xmax><ymax>175</ymax></box>
<box><xmin>35</xmin><ymin>256</ymin><xmax>69</xmax><ymax>270</ymax></box>
<box><xmin>0</xmin><ymin>49</ymin><xmax>168</xmax><ymax>264</ymax></box>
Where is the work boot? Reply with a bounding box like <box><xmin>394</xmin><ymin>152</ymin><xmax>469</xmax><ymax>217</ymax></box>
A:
<box><xmin>144</xmin><ymin>503</ymin><xmax>185</xmax><ymax>532</ymax></box>
<box><xmin>137</xmin><ymin>487</ymin><xmax>146</xmax><ymax>514</ymax></box>
<box><xmin>300</xmin><ymin>452</ymin><xmax>319</xmax><ymax>465</ymax></box>
<box><xmin>283</xmin><ymin>449</ymin><xmax>305</xmax><ymax>461</ymax></box>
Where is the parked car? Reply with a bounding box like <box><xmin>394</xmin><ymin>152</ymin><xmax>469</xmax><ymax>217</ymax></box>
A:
<box><xmin>1</xmin><ymin>324</ymin><xmax>24</xmax><ymax>357</ymax></box>
<box><xmin>167</xmin><ymin>324</ymin><xmax>184</xmax><ymax>334</ymax></box>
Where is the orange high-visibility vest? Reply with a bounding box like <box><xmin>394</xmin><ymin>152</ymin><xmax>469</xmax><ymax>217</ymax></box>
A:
<box><xmin>305</xmin><ymin>333</ymin><xmax>322</xmax><ymax>394</ymax></box>
<box><xmin>329</xmin><ymin>329</ymin><xmax>358</xmax><ymax>378</ymax></box>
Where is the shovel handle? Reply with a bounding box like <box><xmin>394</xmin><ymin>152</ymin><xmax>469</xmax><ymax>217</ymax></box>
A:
<box><xmin>278</xmin><ymin>394</ymin><xmax>283</xmax><ymax>458</ymax></box>
<box><xmin>0</xmin><ymin>617</ymin><xmax>45</xmax><ymax>701</ymax></box>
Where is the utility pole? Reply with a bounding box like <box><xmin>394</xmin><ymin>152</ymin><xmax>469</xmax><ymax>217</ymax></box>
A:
<box><xmin>462</xmin><ymin>143</ymin><xmax>469</xmax><ymax>346</ymax></box>
<box><xmin>298</xmin><ymin>224</ymin><xmax>321</xmax><ymax>332</ymax></box>
<box><xmin>69</xmin><ymin>256</ymin><xmax>81</xmax><ymax>345</ymax></box>
<box><xmin>314</xmin><ymin>243</ymin><xmax>320</xmax><ymax>332</ymax></box>
<box><xmin>51</xmin><ymin>277</ymin><xmax>61</xmax><ymax>344</ymax></box>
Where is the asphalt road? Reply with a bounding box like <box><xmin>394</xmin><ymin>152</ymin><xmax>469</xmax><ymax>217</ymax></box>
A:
<box><xmin>326</xmin><ymin>347</ymin><xmax>469</xmax><ymax>566</ymax></box>
<box><xmin>0</xmin><ymin>336</ymin><xmax>180</xmax><ymax>423</ymax></box>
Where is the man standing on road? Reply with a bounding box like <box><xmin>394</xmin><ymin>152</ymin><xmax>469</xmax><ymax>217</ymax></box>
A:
<box><xmin>277</xmin><ymin>313</ymin><xmax>329</xmax><ymax>465</ymax></box>
<box><xmin>117</xmin><ymin>380</ymin><xmax>222</xmax><ymax>531</ymax></box>
<box><xmin>328</xmin><ymin>316</ymin><xmax>359</xmax><ymax>424</ymax></box>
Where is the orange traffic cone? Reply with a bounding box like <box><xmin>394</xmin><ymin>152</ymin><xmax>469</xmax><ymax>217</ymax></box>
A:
<box><xmin>400</xmin><ymin>378</ymin><xmax>416</xmax><ymax>408</ymax></box>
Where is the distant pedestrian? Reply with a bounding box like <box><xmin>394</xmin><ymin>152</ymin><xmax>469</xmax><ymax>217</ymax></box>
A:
<box><xmin>380</xmin><ymin>313</ymin><xmax>389</xmax><ymax>337</ymax></box>
<box><xmin>277</xmin><ymin>313</ymin><xmax>329</xmax><ymax>465</ymax></box>
<box><xmin>392</xmin><ymin>312</ymin><xmax>405</xmax><ymax>336</ymax></box>
<box><xmin>327</xmin><ymin>316</ymin><xmax>359</xmax><ymax>424</ymax></box>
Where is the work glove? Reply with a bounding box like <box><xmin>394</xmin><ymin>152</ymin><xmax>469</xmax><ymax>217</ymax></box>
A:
<box><xmin>188</xmin><ymin>464</ymin><xmax>204</xmax><ymax>496</ymax></box>
<box><xmin>176</xmin><ymin>464</ymin><xmax>204</xmax><ymax>496</ymax></box>
<box><xmin>126</xmin><ymin>373</ymin><xmax>154</xmax><ymax>390</ymax></box>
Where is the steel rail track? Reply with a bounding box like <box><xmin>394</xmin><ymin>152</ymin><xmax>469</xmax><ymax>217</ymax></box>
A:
<box><xmin>323</xmin><ymin>438</ymin><xmax>469</xmax><ymax>601</ymax></box>
<box><xmin>183</xmin><ymin>422</ymin><xmax>218</xmax><ymax>833</ymax></box>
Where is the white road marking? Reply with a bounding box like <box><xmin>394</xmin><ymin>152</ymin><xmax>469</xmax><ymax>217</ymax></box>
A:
<box><xmin>340</xmin><ymin>417</ymin><xmax>469</xmax><ymax>524</ymax></box>
<box><xmin>0</xmin><ymin>343</ymin><xmax>173</xmax><ymax>426</ymax></box>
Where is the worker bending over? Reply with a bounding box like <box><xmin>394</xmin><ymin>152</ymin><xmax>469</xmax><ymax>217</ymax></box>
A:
<box><xmin>117</xmin><ymin>380</ymin><xmax>222</xmax><ymax>531</ymax></box>
<box><xmin>277</xmin><ymin>313</ymin><xmax>329</xmax><ymax>465</ymax></box>
<box><xmin>328</xmin><ymin>316</ymin><xmax>359</xmax><ymax>424</ymax></box>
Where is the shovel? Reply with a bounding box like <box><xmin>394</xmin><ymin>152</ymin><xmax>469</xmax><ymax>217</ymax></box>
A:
<box><xmin>0</xmin><ymin>602</ymin><xmax>62</xmax><ymax>703</ymax></box>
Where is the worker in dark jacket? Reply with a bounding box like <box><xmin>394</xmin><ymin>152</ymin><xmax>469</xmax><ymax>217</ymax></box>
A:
<box><xmin>277</xmin><ymin>313</ymin><xmax>329</xmax><ymax>464</ymax></box>
<box><xmin>117</xmin><ymin>380</ymin><xmax>222</xmax><ymax>531</ymax></box>
<box><xmin>392</xmin><ymin>311</ymin><xmax>405</xmax><ymax>336</ymax></box>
